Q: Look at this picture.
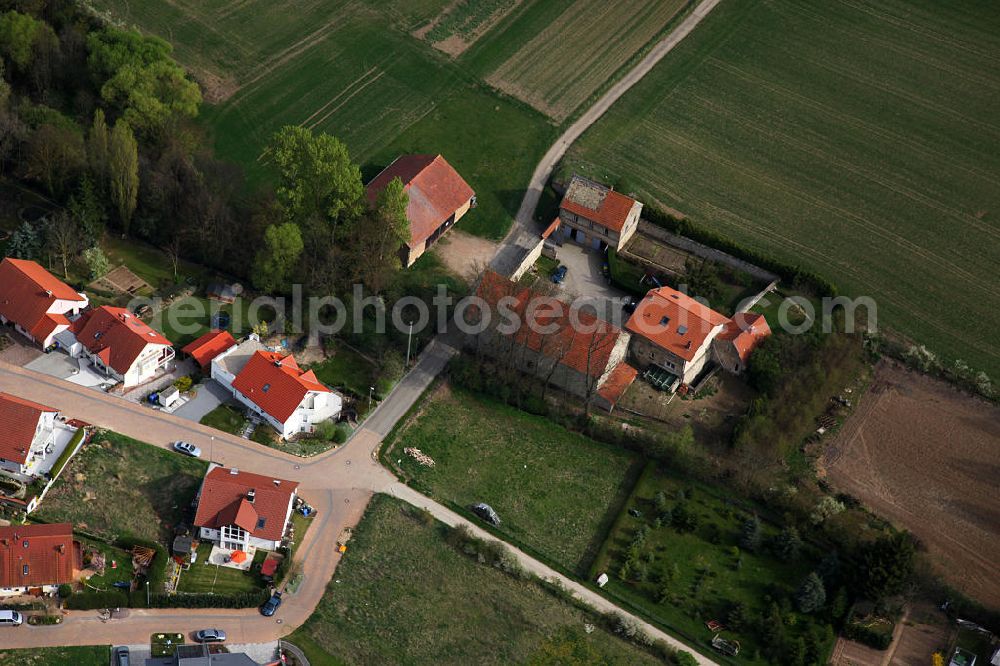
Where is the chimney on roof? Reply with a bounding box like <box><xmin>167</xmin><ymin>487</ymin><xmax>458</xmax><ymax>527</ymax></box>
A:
<box><xmin>229</xmin><ymin>468</ymin><xmax>239</xmax><ymax>475</ymax></box>
<box><xmin>274</xmin><ymin>359</ymin><xmax>282</xmax><ymax>367</ymax></box>
<box><xmin>45</xmin><ymin>289</ymin><xmax>53</xmax><ymax>297</ymax></box>
<box><xmin>685</xmin><ymin>341</ymin><xmax>692</xmax><ymax>350</ymax></box>
<box><xmin>57</xmin><ymin>544</ymin><xmax>65</xmax><ymax>554</ymax></box>
<box><xmin>247</xmin><ymin>489</ymin><xmax>255</xmax><ymax>503</ymax></box>
<box><xmin>273</xmin><ymin>479</ymin><xmax>280</xmax><ymax>486</ymax></box>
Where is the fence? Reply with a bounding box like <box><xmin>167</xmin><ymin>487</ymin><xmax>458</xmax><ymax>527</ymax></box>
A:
<box><xmin>636</xmin><ymin>219</ymin><xmax>779</xmax><ymax>283</ymax></box>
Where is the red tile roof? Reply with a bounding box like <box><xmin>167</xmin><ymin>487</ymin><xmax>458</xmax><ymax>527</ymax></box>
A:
<box><xmin>0</xmin><ymin>392</ymin><xmax>57</xmax><ymax>465</ymax></box>
<box><xmin>476</xmin><ymin>271</ymin><xmax>626</xmax><ymax>380</ymax></box>
<box><xmin>231</xmin><ymin>351</ymin><xmax>330</xmax><ymax>424</ymax></box>
<box><xmin>366</xmin><ymin>154</ymin><xmax>474</xmax><ymax>250</ymax></box>
<box><xmin>719</xmin><ymin>312</ymin><xmax>771</xmax><ymax>362</ymax></box>
<box><xmin>182</xmin><ymin>329</ymin><xmax>237</xmax><ymax>370</ymax></box>
<box><xmin>0</xmin><ymin>523</ymin><xmax>75</xmax><ymax>588</ymax></box>
<box><xmin>541</xmin><ymin>217</ymin><xmax>561</xmax><ymax>239</ymax></box>
<box><xmin>70</xmin><ymin>306</ymin><xmax>172</xmax><ymax>375</ymax></box>
<box><xmin>0</xmin><ymin>258</ymin><xmax>86</xmax><ymax>342</ymax></box>
<box><xmin>559</xmin><ymin>177</ymin><xmax>638</xmax><ymax>233</ymax></box>
<box><xmin>193</xmin><ymin>467</ymin><xmax>299</xmax><ymax>542</ymax></box>
<box><xmin>597</xmin><ymin>362</ymin><xmax>638</xmax><ymax>406</ymax></box>
<box><xmin>626</xmin><ymin>286</ymin><xmax>729</xmax><ymax>362</ymax></box>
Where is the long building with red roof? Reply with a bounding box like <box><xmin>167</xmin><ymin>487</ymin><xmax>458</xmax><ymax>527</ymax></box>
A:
<box><xmin>193</xmin><ymin>465</ymin><xmax>299</xmax><ymax>552</ymax></box>
<box><xmin>557</xmin><ymin>175</ymin><xmax>642</xmax><ymax>252</ymax></box>
<box><xmin>475</xmin><ymin>271</ymin><xmax>635</xmax><ymax>411</ymax></box>
<box><xmin>211</xmin><ymin>335</ymin><xmax>341</xmax><ymax>439</ymax></box>
<box><xmin>366</xmin><ymin>154</ymin><xmax>475</xmax><ymax>267</ymax></box>
<box><xmin>0</xmin><ymin>257</ymin><xmax>89</xmax><ymax>349</ymax></box>
<box><xmin>182</xmin><ymin>329</ymin><xmax>237</xmax><ymax>370</ymax></box>
<box><xmin>61</xmin><ymin>306</ymin><xmax>174</xmax><ymax>388</ymax></box>
<box><xmin>0</xmin><ymin>523</ymin><xmax>78</xmax><ymax>596</ymax></box>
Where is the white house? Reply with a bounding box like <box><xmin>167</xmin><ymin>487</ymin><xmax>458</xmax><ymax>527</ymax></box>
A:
<box><xmin>193</xmin><ymin>465</ymin><xmax>299</xmax><ymax>552</ymax></box>
<box><xmin>0</xmin><ymin>258</ymin><xmax>89</xmax><ymax>349</ymax></box>
<box><xmin>212</xmin><ymin>336</ymin><xmax>341</xmax><ymax>440</ymax></box>
<box><xmin>0</xmin><ymin>392</ymin><xmax>58</xmax><ymax>476</ymax></box>
<box><xmin>61</xmin><ymin>306</ymin><xmax>174</xmax><ymax>388</ymax></box>
<box><xmin>0</xmin><ymin>523</ymin><xmax>77</xmax><ymax>597</ymax></box>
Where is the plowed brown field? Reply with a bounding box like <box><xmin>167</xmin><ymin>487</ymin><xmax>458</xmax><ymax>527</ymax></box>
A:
<box><xmin>823</xmin><ymin>362</ymin><xmax>1000</xmax><ymax>607</ymax></box>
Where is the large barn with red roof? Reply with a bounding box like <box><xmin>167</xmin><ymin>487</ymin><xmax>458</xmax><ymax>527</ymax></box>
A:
<box><xmin>0</xmin><ymin>258</ymin><xmax>89</xmax><ymax>349</ymax></box>
<box><xmin>365</xmin><ymin>154</ymin><xmax>475</xmax><ymax>267</ymax></box>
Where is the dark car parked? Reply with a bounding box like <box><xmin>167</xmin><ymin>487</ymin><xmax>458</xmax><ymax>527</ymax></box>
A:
<box><xmin>551</xmin><ymin>265</ymin><xmax>568</xmax><ymax>284</ymax></box>
<box><xmin>260</xmin><ymin>591</ymin><xmax>282</xmax><ymax>617</ymax></box>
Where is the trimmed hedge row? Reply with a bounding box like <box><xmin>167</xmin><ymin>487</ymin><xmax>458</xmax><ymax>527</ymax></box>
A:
<box><xmin>643</xmin><ymin>206</ymin><xmax>840</xmax><ymax>298</ymax></box>
<box><xmin>65</xmin><ymin>588</ymin><xmax>268</xmax><ymax>610</ymax></box>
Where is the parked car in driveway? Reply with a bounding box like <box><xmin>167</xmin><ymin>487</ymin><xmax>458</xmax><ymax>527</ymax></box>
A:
<box><xmin>260</xmin><ymin>591</ymin><xmax>282</xmax><ymax>616</ymax></box>
<box><xmin>195</xmin><ymin>628</ymin><xmax>227</xmax><ymax>642</ymax></box>
<box><xmin>551</xmin><ymin>265</ymin><xmax>568</xmax><ymax>283</ymax></box>
<box><xmin>0</xmin><ymin>610</ymin><xmax>22</xmax><ymax>627</ymax></box>
<box><xmin>112</xmin><ymin>646</ymin><xmax>129</xmax><ymax>666</ymax></box>
<box><xmin>173</xmin><ymin>441</ymin><xmax>201</xmax><ymax>457</ymax></box>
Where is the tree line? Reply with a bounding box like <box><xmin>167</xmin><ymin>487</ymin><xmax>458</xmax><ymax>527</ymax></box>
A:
<box><xmin>0</xmin><ymin>0</ymin><xmax>408</xmax><ymax>297</ymax></box>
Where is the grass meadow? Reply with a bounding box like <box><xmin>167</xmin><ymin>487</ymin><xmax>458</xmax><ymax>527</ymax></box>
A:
<box><xmin>288</xmin><ymin>494</ymin><xmax>662</xmax><ymax>665</ymax></box>
<box><xmin>388</xmin><ymin>384</ymin><xmax>642</xmax><ymax>574</ymax></box>
<box><xmin>0</xmin><ymin>647</ymin><xmax>110</xmax><ymax>666</ymax></box>
<box><xmin>566</xmin><ymin>0</ymin><xmax>1000</xmax><ymax>378</ymax></box>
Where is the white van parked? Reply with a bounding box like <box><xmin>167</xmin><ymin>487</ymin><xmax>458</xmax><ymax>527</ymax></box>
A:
<box><xmin>0</xmin><ymin>610</ymin><xmax>23</xmax><ymax>626</ymax></box>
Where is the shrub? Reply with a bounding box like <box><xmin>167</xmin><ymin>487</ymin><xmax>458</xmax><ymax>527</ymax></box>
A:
<box><xmin>796</xmin><ymin>572</ymin><xmax>827</xmax><ymax>613</ymax></box>
<box><xmin>770</xmin><ymin>526</ymin><xmax>802</xmax><ymax>562</ymax></box>
<box><xmin>57</xmin><ymin>583</ymin><xmax>73</xmax><ymax>598</ymax></box>
<box><xmin>333</xmin><ymin>422</ymin><xmax>352</xmax><ymax>444</ymax></box>
<box><xmin>173</xmin><ymin>375</ymin><xmax>193</xmax><ymax>392</ymax></box>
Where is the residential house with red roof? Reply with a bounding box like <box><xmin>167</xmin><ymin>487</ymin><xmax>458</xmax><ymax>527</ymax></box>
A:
<box><xmin>193</xmin><ymin>465</ymin><xmax>299</xmax><ymax>551</ymax></box>
<box><xmin>366</xmin><ymin>154</ymin><xmax>475</xmax><ymax>267</ymax></box>
<box><xmin>0</xmin><ymin>258</ymin><xmax>89</xmax><ymax>349</ymax></box>
<box><xmin>626</xmin><ymin>285</ymin><xmax>771</xmax><ymax>386</ymax></box>
<box><xmin>0</xmin><ymin>392</ymin><xmax>58</xmax><ymax>476</ymax></box>
<box><xmin>475</xmin><ymin>271</ymin><xmax>636</xmax><ymax>411</ymax></box>
<box><xmin>61</xmin><ymin>306</ymin><xmax>174</xmax><ymax>388</ymax></box>
<box><xmin>0</xmin><ymin>523</ymin><xmax>78</xmax><ymax>597</ymax></box>
<box><xmin>557</xmin><ymin>175</ymin><xmax>643</xmax><ymax>251</ymax></box>
<box><xmin>211</xmin><ymin>335</ymin><xmax>341</xmax><ymax>439</ymax></box>
<box><xmin>182</xmin><ymin>329</ymin><xmax>237</xmax><ymax>371</ymax></box>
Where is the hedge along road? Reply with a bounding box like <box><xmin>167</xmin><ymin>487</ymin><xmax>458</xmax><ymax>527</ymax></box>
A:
<box><xmin>0</xmin><ymin>346</ymin><xmax>718</xmax><ymax>664</ymax></box>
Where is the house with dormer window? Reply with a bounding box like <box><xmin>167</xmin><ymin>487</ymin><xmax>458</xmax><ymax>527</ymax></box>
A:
<box><xmin>192</xmin><ymin>465</ymin><xmax>299</xmax><ymax>552</ymax></box>
<box><xmin>0</xmin><ymin>523</ymin><xmax>79</xmax><ymax>597</ymax></box>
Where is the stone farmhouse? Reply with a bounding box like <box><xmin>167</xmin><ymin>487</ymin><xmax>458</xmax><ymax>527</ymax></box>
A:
<box><xmin>0</xmin><ymin>392</ymin><xmax>58</xmax><ymax>476</ymax></box>
<box><xmin>193</xmin><ymin>465</ymin><xmax>298</xmax><ymax>552</ymax></box>
<box><xmin>475</xmin><ymin>271</ymin><xmax>638</xmax><ymax>412</ymax></box>
<box><xmin>57</xmin><ymin>305</ymin><xmax>174</xmax><ymax>388</ymax></box>
<box><xmin>211</xmin><ymin>334</ymin><xmax>342</xmax><ymax>439</ymax></box>
<box><xmin>557</xmin><ymin>175</ymin><xmax>642</xmax><ymax>252</ymax></box>
<box><xmin>626</xmin><ymin>285</ymin><xmax>771</xmax><ymax>386</ymax></box>
<box><xmin>366</xmin><ymin>154</ymin><xmax>475</xmax><ymax>267</ymax></box>
<box><xmin>0</xmin><ymin>258</ymin><xmax>89</xmax><ymax>349</ymax></box>
<box><xmin>0</xmin><ymin>522</ymin><xmax>78</xmax><ymax>597</ymax></box>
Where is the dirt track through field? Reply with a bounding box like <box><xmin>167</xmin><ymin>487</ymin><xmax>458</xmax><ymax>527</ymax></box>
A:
<box><xmin>822</xmin><ymin>362</ymin><xmax>1000</xmax><ymax>607</ymax></box>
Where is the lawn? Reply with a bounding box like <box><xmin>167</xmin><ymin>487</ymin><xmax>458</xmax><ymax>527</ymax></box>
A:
<box><xmin>566</xmin><ymin>0</ymin><xmax>1000</xmax><ymax>378</ymax></box>
<box><xmin>288</xmin><ymin>494</ymin><xmax>662</xmax><ymax>665</ymax></box>
<box><xmin>79</xmin><ymin>539</ymin><xmax>137</xmax><ymax>591</ymax></box>
<box><xmin>151</xmin><ymin>296</ymin><xmax>259</xmax><ymax>347</ymax></box>
<box><xmin>592</xmin><ymin>465</ymin><xmax>836</xmax><ymax>664</ymax></box>
<box><xmin>200</xmin><ymin>403</ymin><xmax>246</xmax><ymax>436</ymax></box>
<box><xmin>307</xmin><ymin>343</ymin><xmax>378</xmax><ymax>398</ymax></box>
<box><xmin>0</xmin><ymin>647</ymin><xmax>110</xmax><ymax>666</ymax></box>
<box><xmin>177</xmin><ymin>543</ymin><xmax>264</xmax><ymax>594</ymax></box>
<box><xmin>387</xmin><ymin>384</ymin><xmax>642</xmax><ymax>574</ymax></box>
<box><xmin>34</xmin><ymin>431</ymin><xmax>208</xmax><ymax>543</ymax></box>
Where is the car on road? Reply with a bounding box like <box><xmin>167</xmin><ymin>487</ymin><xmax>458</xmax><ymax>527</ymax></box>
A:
<box><xmin>260</xmin><ymin>591</ymin><xmax>282</xmax><ymax>616</ymax></box>
<box><xmin>173</xmin><ymin>441</ymin><xmax>202</xmax><ymax>457</ymax></box>
<box><xmin>194</xmin><ymin>628</ymin><xmax>227</xmax><ymax>642</ymax></box>
<box><xmin>551</xmin><ymin>265</ymin><xmax>568</xmax><ymax>284</ymax></box>
<box><xmin>112</xmin><ymin>646</ymin><xmax>129</xmax><ymax>666</ymax></box>
<box><xmin>622</xmin><ymin>296</ymin><xmax>638</xmax><ymax>314</ymax></box>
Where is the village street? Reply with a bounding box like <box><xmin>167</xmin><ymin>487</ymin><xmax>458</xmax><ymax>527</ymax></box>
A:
<box><xmin>0</xmin><ymin>338</ymin><xmax>717</xmax><ymax>664</ymax></box>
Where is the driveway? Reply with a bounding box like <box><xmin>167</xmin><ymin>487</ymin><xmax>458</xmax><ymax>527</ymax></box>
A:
<box><xmin>553</xmin><ymin>242</ymin><xmax>631</xmax><ymax>325</ymax></box>
<box><xmin>25</xmin><ymin>352</ymin><xmax>115</xmax><ymax>389</ymax></box>
<box><xmin>173</xmin><ymin>379</ymin><xmax>232</xmax><ymax>422</ymax></box>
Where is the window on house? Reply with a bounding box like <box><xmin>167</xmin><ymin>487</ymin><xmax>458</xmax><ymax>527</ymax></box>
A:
<box><xmin>257</xmin><ymin>518</ymin><xmax>267</xmax><ymax>529</ymax></box>
<box><xmin>22</xmin><ymin>540</ymin><xmax>28</xmax><ymax>548</ymax></box>
<box><xmin>677</xmin><ymin>325</ymin><xmax>688</xmax><ymax>335</ymax></box>
<box><xmin>22</xmin><ymin>565</ymin><xmax>28</xmax><ymax>576</ymax></box>
<box><xmin>262</xmin><ymin>383</ymin><xmax>270</xmax><ymax>393</ymax></box>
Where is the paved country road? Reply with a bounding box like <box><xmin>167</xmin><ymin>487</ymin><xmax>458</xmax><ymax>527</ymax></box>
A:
<box><xmin>0</xmin><ymin>3</ymin><xmax>724</xmax><ymax>659</ymax></box>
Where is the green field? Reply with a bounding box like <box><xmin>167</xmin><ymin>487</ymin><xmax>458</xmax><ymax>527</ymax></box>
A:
<box><xmin>566</xmin><ymin>0</ymin><xmax>1000</xmax><ymax>378</ymax></box>
<box><xmin>288</xmin><ymin>494</ymin><xmax>662</xmax><ymax>665</ymax></box>
<box><xmin>388</xmin><ymin>385</ymin><xmax>641</xmax><ymax>573</ymax></box>
<box><xmin>35</xmin><ymin>431</ymin><xmax>208</xmax><ymax>543</ymax></box>
<box><xmin>91</xmin><ymin>0</ymin><xmax>553</xmax><ymax>239</ymax></box>
<box><xmin>568</xmin><ymin>0</ymin><xmax>1000</xmax><ymax>376</ymax></box>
